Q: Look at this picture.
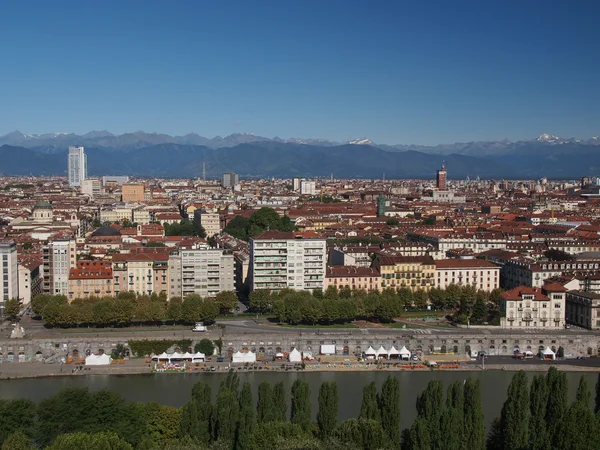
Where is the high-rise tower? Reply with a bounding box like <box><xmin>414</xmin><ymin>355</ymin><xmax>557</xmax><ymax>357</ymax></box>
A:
<box><xmin>68</xmin><ymin>146</ymin><xmax>87</xmax><ymax>187</ymax></box>
<box><xmin>436</xmin><ymin>164</ymin><xmax>447</xmax><ymax>190</ymax></box>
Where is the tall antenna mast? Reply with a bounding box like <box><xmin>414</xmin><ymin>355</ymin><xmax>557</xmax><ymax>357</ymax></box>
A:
<box><xmin>202</xmin><ymin>162</ymin><xmax>206</xmax><ymax>181</ymax></box>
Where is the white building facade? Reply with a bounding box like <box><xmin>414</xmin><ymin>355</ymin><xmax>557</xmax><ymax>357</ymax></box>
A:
<box><xmin>42</xmin><ymin>239</ymin><xmax>77</xmax><ymax>295</ymax></box>
<box><xmin>0</xmin><ymin>242</ymin><xmax>19</xmax><ymax>312</ymax></box>
<box><xmin>250</xmin><ymin>231</ymin><xmax>326</xmax><ymax>292</ymax></box>
<box><xmin>180</xmin><ymin>248</ymin><xmax>234</xmax><ymax>297</ymax></box>
<box><xmin>68</xmin><ymin>146</ymin><xmax>87</xmax><ymax>187</ymax></box>
<box><xmin>500</xmin><ymin>283</ymin><xmax>567</xmax><ymax>329</ymax></box>
<box><xmin>434</xmin><ymin>259</ymin><xmax>500</xmax><ymax>292</ymax></box>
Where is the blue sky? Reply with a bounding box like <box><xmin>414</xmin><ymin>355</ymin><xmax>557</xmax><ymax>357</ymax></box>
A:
<box><xmin>1</xmin><ymin>1</ymin><xmax>598</xmax><ymax>145</ymax></box>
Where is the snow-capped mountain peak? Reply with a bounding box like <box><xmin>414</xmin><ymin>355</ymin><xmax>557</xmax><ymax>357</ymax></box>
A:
<box><xmin>536</xmin><ymin>133</ymin><xmax>561</xmax><ymax>143</ymax></box>
<box><xmin>348</xmin><ymin>137</ymin><xmax>374</xmax><ymax>145</ymax></box>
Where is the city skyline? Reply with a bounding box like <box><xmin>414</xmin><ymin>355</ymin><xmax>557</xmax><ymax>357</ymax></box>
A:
<box><xmin>1</xmin><ymin>1</ymin><xmax>599</xmax><ymax>145</ymax></box>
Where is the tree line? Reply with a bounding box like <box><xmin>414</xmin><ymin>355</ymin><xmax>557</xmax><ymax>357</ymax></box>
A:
<box><xmin>1</xmin><ymin>369</ymin><xmax>598</xmax><ymax>449</ymax></box>
<box><xmin>223</xmin><ymin>207</ymin><xmax>295</xmax><ymax>241</ymax></box>
<box><xmin>31</xmin><ymin>291</ymin><xmax>238</xmax><ymax>328</ymax></box>
<box><xmin>249</xmin><ymin>285</ymin><xmax>503</xmax><ymax>325</ymax></box>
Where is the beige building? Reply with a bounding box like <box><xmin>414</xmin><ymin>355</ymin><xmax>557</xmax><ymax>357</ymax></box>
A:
<box><xmin>500</xmin><ymin>283</ymin><xmax>567</xmax><ymax>329</ymax></box>
<box><xmin>100</xmin><ymin>203</ymin><xmax>133</xmax><ymax>224</ymax></box>
<box><xmin>372</xmin><ymin>255</ymin><xmax>435</xmax><ymax>292</ymax></box>
<box><xmin>112</xmin><ymin>251</ymin><xmax>169</xmax><ymax>296</ymax></box>
<box><xmin>122</xmin><ymin>183</ymin><xmax>145</xmax><ymax>202</ymax></box>
<box><xmin>178</xmin><ymin>248</ymin><xmax>234</xmax><ymax>298</ymax></box>
<box><xmin>194</xmin><ymin>211</ymin><xmax>221</xmax><ymax>237</ymax></box>
<box><xmin>325</xmin><ymin>266</ymin><xmax>381</xmax><ymax>293</ymax></box>
<box><xmin>434</xmin><ymin>259</ymin><xmax>500</xmax><ymax>292</ymax></box>
<box><xmin>67</xmin><ymin>261</ymin><xmax>113</xmax><ymax>301</ymax></box>
<box><xmin>18</xmin><ymin>258</ymin><xmax>42</xmax><ymax>306</ymax></box>
<box><xmin>43</xmin><ymin>238</ymin><xmax>77</xmax><ymax>295</ymax></box>
<box><xmin>566</xmin><ymin>290</ymin><xmax>600</xmax><ymax>330</ymax></box>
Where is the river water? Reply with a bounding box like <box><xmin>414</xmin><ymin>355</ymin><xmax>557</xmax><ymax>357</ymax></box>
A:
<box><xmin>0</xmin><ymin>371</ymin><xmax>596</xmax><ymax>430</ymax></box>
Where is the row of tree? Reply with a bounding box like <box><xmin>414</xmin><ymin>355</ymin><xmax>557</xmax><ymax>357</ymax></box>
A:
<box><xmin>249</xmin><ymin>285</ymin><xmax>503</xmax><ymax>325</ymax></box>
<box><xmin>223</xmin><ymin>207</ymin><xmax>295</xmax><ymax>241</ymax></box>
<box><xmin>31</xmin><ymin>291</ymin><xmax>238</xmax><ymax>328</ymax></box>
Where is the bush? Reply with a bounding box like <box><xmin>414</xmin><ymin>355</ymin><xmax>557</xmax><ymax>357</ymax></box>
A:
<box><xmin>128</xmin><ymin>339</ymin><xmax>192</xmax><ymax>357</ymax></box>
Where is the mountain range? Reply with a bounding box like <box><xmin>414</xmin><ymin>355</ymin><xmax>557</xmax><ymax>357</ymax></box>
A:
<box><xmin>1</xmin><ymin>136</ymin><xmax>600</xmax><ymax>179</ymax></box>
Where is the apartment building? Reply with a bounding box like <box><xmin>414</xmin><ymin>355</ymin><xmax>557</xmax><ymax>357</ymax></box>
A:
<box><xmin>43</xmin><ymin>238</ymin><xmax>77</xmax><ymax>295</ymax></box>
<box><xmin>18</xmin><ymin>257</ymin><xmax>42</xmax><ymax>306</ymax></box>
<box><xmin>112</xmin><ymin>251</ymin><xmax>169</xmax><ymax>296</ymax></box>
<box><xmin>300</xmin><ymin>180</ymin><xmax>316</xmax><ymax>196</ymax></box>
<box><xmin>67</xmin><ymin>261</ymin><xmax>113</xmax><ymax>301</ymax></box>
<box><xmin>502</xmin><ymin>259</ymin><xmax>600</xmax><ymax>289</ymax></box>
<box><xmin>371</xmin><ymin>255</ymin><xmax>436</xmax><ymax>292</ymax></box>
<box><xmin>407</xmin><ymin>230</ymin><xmax>508</xmax><ymax>254</ymax></box>
<box><xmin>178</xmin><ymin>248</ymin><xmax>234</xmax><ymax>297</ymax></box>
<box><xmin>500</xmin><ymin>283</ymin><xmax>567</xmax><ymax>329</ymax></box>
<box><xmin>566</xmin><ymin>290</ymin><xmax>600</xmax><ymax>330</ymax></box>
<box><xmin>325</xmin><ymin>266</ymin><xmax>381</xmax><ymax>292</ymax></box>
<box><xmin>250</xmin><ymin>231</ymin><xmax>326</xmax><ymax>292</ymax></box>
<box><xmin>68</xmin><ymin>146</ymin><xmax>87</xmax><ymax>187</ymax></box>
<box><xmin>329</xmin><ymin>245</ymin><xmax>380</xmax><ymax>267</ymax></box>
<box><xmin>121</xmin><ymin>183</ymin><xmax>145</xmax><ymax>202</ymax></box>
<box><xmin>194</xmin><ymin>210</ymin><xmax>221</xmax><ymax>237</ymax></box>
<box><xmin>434</xmin><ymin>259</ymin><xmax>500</xmax><ymax>292</ymax></box>
<box><xmin>80</xmin><ymin>178</ymin><xmax>102</xmax><ymax>198</ymax></box>
<box><xmin>0</xmin><ymin>241</ymin><xmax>19</xmax><ymax>312</ymax></box>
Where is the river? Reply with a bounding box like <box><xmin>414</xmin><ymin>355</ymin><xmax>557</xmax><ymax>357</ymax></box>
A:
<box><xmin>0</xmin><ymin>371</ymin><xmax>596</xmax><ymax>430</ymax></box>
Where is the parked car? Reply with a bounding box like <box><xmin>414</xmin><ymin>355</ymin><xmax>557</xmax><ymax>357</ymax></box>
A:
<box><xmin>192</xmin><ymin>322</ymin><xmax>206</xmax><ymax>332</ymax></box>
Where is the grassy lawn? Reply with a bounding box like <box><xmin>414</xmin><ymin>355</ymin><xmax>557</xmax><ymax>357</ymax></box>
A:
<box><xmin>384</xmin><ymin>321</ymin><xmax>456</xmax><ymax>329</ymax></box>
<box><xmin>401</xmin><ymin>310</ymin><xmax>449</xmax><ymax>318</ymax></box>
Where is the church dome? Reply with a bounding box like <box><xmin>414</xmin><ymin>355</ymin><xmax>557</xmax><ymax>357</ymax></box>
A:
<box><xmin>91</xmin><ymin>226</ymin><xmax>121</xmax><ymax>237</ymax></box>
<box><xmin>34</xmin><ymin>200</ymin><xmax>52</xmax><ymax>209</ymax></box>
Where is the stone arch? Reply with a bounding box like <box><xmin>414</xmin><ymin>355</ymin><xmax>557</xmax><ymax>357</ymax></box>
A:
<box><xmin>275</xmin><ymin>346</ymin><xmax>282</xmax><ymax>354</ymax></box>
<box><xmin>98</xmin><ymin>348</ymin><xmax>105</xmax><ymax>355</ymax></box>
<box><xmin>267</xmin><ymin>347</ymin><xmax>274</xmax><ymax>356</ymax></box>
<box><xmin>242</xmin><ymin>346</ymin><xmax>249</xmax><ymax>353</ymax></box>
<box><xmin>465</xmin><ymin>345</ymin><xmax>471</xmax><ymax>355</ymax></box>
<box><xmin>227</xmin><ymin>347</ymin><xmax>234</xmax><ymax>357</ymax></box>
<box><xmin>501</xmin><ymin>345</ymin><xmax>508</xmax><ymax>355</ymax></box>
<box><xmin>526</xmin><ymin>346</ymin><xmax>532</xmax><ymax>351</ymax></box>
<box><xmin>453</xmin><ymin>345</ymin><xmax>459</xmax><ymax>354</ymax></box>
<box><xmin>588</xmin><ymin>347</ymin><xmax>593</xmax><ymax>355</ymax></box>
<box><xmin>355</xmin><ymin>346</ymin><xmax>362</xmax><ymax>356</ymax></box>
<box><xmin>343</xmin><ymin>346</ymin><xmax>350</xmax><ymax>355</ymax></box>
<box><xmin>258</xmin><ymin>347</ymin><xmax>265</xmax><ymax>356</ymax></box>
<box><xmin>441</xmin><ymin>345</ymin><xmax>447</xmax><ymax>354</ymax></box>
<box><xmin>72</xmin><ymin>349</ymin><xmax>80</xmax><ymax>359</ymax></box>
<box><xmin>85</xmin><ymin>348</ymin><xmax>92</xmax><ymax>356</ymax></box>
<box><xmin>35</xmin><ymin>351</ymin><xmax>43</xmax><ymax>361</ymax></box>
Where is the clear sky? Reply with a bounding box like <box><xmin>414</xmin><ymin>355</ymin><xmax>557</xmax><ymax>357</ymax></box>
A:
<box><xmin>1</xmin><ymin>0</ymin><xmax>598</xmax><ymax>145</ymax></box>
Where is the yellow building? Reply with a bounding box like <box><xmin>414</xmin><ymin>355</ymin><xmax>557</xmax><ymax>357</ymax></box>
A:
<box><xmin>68</xmin><ymin>260</ymin><xmax>113</xmax><ymax>301</ymax></box>
<box><xmin>372</xmin><ymin>255</ymin><xmax>435</xmax><ymax>292</ymax></box>
<box><xmin>325</xmin><ymin>266</ymin><xmax>381</xmax><ymax>292</ymax></box>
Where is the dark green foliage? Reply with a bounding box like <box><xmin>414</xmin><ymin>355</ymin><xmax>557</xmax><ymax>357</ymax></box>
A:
<box><xmin>3</xmin><ymin>298</ymin><xmax>20</xmax><ymax>319</ymax></box>
<box><xmin>128</xmin><ymin>339</ymin><xmax>192</xmax><ymax>357</ymax></box>
<box><xmin>212</xmin><ymin>378</ymin><xmax>240</xmax><ymax>443</ymax></box>
<box><xmin>164</xmin><ymin>219</ymin><xmax>205</xmax><ymax>238</ymax></box>
<box><xmin>215</xmin><ymin>291</ymin><xmax>238</xmax><ymax>314</ymax></box>
<box><xmin>246</xmin><ymin>422</ymin><xmax>313</xmax><ymax>450</ymax></box>
<box><xmin>378</xmin><ymin>375</ymin><xmax>400</xmax><ymax>445</ymax></box>
<box><xmin>290</xmin><ymin>379</ymin><xmax>312</xmax><ymax>431</ymax></box>
<box><xmin>334</xmin><ymin>418</ymin><xmax>387</xmax><ymax>450</ymax></box>
<box><xmin>248</xmin><ymin>289</ymin><xmax>272</xmax><ymax>314</ymax></box>
<box><xmin>224</xmin><ymin>208</ymin><xmax>296</xmax><ymax>241</ymax></box>
<box><xmin>273</xmin><ymin>381</ymin><xmax>287</xmax><ymax>422</ymax></box>
<box><xmin>441</xmin><ymin>382</ymin><xmax>463</xmax><ymax>450</ymax></box>
<box><xmin>44</xmin><ymin>431</ymin><xmax>133</xmax><ymax>449</ymax></box>
<box><xmin>545</xmin><ymin>367</ymin><xmax>568</xmax><ymax>448</ymax></box>
<box><xmin>359</xmin><ymin>382</ymin><xmax>380</xmax><ymax>421</ymax></box>
<box><xmin>1</xmin><ymin>430</ymin><xmax>34</xmax><ymax>450</ymax></box>
<box><xmin>195</xmin><ymin>338</ymin><xmax>215</xmax><ymax>356</ymax></box>
<box><xmin>235</xmin><ymin>382</ymin><xmax>254</xmax><ymax>450</ymax></box>
<box><xmin>317</xmin><ymin>381</ymin><xmax>338</xmax><ymax>439</ymax></box>
<box><xmin>0</xmin><ymin>399</ymin><xmax>36</xmax><ymax>445</ymax></box>
<box><xmin>485</xmin><ymin>417</ymin><xmax>502</xmax><ymax>450</ymax></box>
<box><xmin>416</xmin><ymin>380</ymin><xmax>444</xmax><ymax>448</ymax></box>
<box><xmin>595</xmin><ymin>373</ymin><xmax>600</xmax><ymax>415</ymax></box>
<box><xmin>529</xmin><ymin>374</ymin><xmax>550</xmax><ymax>450</ymax></box>
<box><xmin>555</xmin><ymin>377</ymin><xmax>599</xmax><ymax>450</ymax></box>
<box><xmin>463</xmin><ymin>379</ymin><xmax>485</xmax><ymax>450</ymax></box>
<box><xmin>180</xmin><ymin>382</ymin><xmax>212</xmax><ymax>446</ymax></box>
<box><xmin>500</xmin><ymin>371</ymin><xmax>529</xmax><ymax>450</ymax></box>
<box><xmin>405</xmin><ymin>418</ymin><xmax>431</xmax><ymax>450</ymax></box>
<box><xmin>257</xmin><ymin>381</ymin><xmax>274</xmax><ymax>423</ymax></box>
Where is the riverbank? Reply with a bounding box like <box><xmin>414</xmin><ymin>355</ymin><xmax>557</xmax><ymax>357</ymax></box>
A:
<box><xmin>2</xmin><ymin>359</ymin><xmax>600</xmax><ymax>380</ymax></box>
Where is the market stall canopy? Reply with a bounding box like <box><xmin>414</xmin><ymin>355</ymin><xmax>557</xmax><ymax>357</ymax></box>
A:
<box><xmin>364</xmin><ymin>346</ymin><xmax>377</xmax><ymax>356</ymax></box>
<box><xmin>289</xmin><ymin>348</ymin><xmax>302</xmax><ymax>362</ymax></box>
<box><xmin>85</xmin><ymin>353</ymin><xmax>111</xmax><ymax>366</ymax></box>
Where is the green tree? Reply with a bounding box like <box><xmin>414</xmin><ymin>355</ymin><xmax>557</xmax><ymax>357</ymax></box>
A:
<box><xmin>529</xmin><ymin>374</ymin><xmax>550</xmax><ymax>450</ymax></box>
<box><xmin>470</xmin><ymin>296</ymin><xmax>487</xmax><ymax>324</ymax></box>
<box><xmin>167</xmin><ymin>297</ymin><xmax>183</xmax><ymax>321</ymax></box>
<box><xmin>290</xmin><ymin>380</ymin><xmax>312</xmax><ymax>431</ymax></box>
<box><xmin>1</xmin><ymin>430</ymin><xmax>34</xmax><ymax>450</ymax></box>
<box><xmin>212</xmin><ymin>380</ymin><xmax>240</xmax><ymax>444</ymax></box>
<box><xmin>386</xmin><ymin>217</ymin><xmax>400</xmax><ymax>226</ymax></box>
<box><xmin>500</xmin><ymin>371</ymin><xmax>529</xmax><ymax>450</ymax></box>
<box><xmin>44</xmin><ymin>431</ymin><xmax>132</xmax><ymax>450</ymax></box>
<box><xmin>273</xmin><ymin>381</ymin><xmax>287</xmax><ymax>422</ymax></box>
<box><xmin>546</xmin><ymin>367</ymin><xmax>568</xmax><ymax>448</ymax></box>
<box><xmin>0</xmin><ymin>399</ymin><xmax>36</xmax><ymax>445</ymax></box>
<box><xmin>256</xmin><ymin>382</ymin><xmax>274</xmax><ymax>423</ymax></box>
<box><xmin>555</xmin><ymin>376</ymin><xmax>599</xmax><ymax>450</ymax></box>
<box><xmin>236</xmin><ymin>382</ymin><xmax>254</xmax><ymax>450</ymax></box>
<box><xmin>378</xmin><ymin>375</ymin><xmax>400</xmax><ymax>444</ymax></box>
<box><xmin>463</xmin><ymin>379</ymin><xmax>485</xmax><ymax>450</ymax></box>
<box><xmin>249</xmin><ymin>208</ymin><xmax>282</xmax><ymax>235</ymax></box>
<box><xmin>442</xmin><ymin>381</ymin><xmax>464</xmax><ymax>450</ymax></box>
<box><xmin>223</xmin><ymin>216</ymin><xmax>250</xmax><ymax>241</ymax></box>
<box><xmin>416</xmin><ymin>380</ymin><xmax>444</xmax><ymax>448</ymax></box>
<box><xmin>405</xmin><ymin>418</ymin><xmax>432</xmax><ymax>450</ymax></box>
<box><xmin>485</xmin><ymin>417</ymin><xmax>502</xmax><ymax>450</ymax></box>
<box><xmin>359</xmin><ymin>382</ymin><xmax>380</xmax><ymax>422</ymax></box>
<box><xmin>180</xmin><ymin>382</ymin><xmax>212</xmax><ymax>446</ymax></box>
<box><xmin>249</xmin><ymin>290</ymin><xmax>271</xmax><ymax>314</ymax></box>
<box><xmin>594</xmin><ymin>373</ymin><xmax>600</xmax><ymax>414</ymax></box>
<box><xmin>317</xmin><ymin>381</ymin><xmax>338</xmax><ymax>439</ymax></box>
<box><xmin>195</xmin><ymin>339</ymin><xmax>215</xmax><ymax>356</ymax></box>
<box><xmin>3</xmin><ymin>298</ymin><xmax>20</xmax><ymax>320</ymax></box>
<box><xmin>214</xmin><ymin>291</ymin><xmax>238</xmax><ymax>315</ymax></box>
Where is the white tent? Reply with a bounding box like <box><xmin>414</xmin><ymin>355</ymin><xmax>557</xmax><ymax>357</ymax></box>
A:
<box><xmin>154</xmin><ymin>352</ymin><xmax>169</xmax><ymax>360</ymax></box>
<box><xmin>543</xmin><ymin>347</ymin><xmax>556</xmax><ymax>360</ymax></box>
<box><xmin>364</xmin><ymin>346</ymin><xmax>377</xmax><ymax>359</ymax></box>
<box><xmin>85</xmin><ymin>353</ymin><xmax>112</xmax><ymax>366</ymax></box>
<box><xmin>232</xmin><ymin>351</ymin><xmax>245</xmax><ymax>363</ymax></box>
<box><xmin>170</xmin><ymin>352</ymin><xmax>184</xmax><ymax>360</ymax></box>
<box><xmin>398</xmin><ymin>346</ymin><xmax>411</xmax><ymax>361</ymax></box>
<box><xmin>192</xmin><ymin>352</ymin><xmax>205</xmax><ymax>362</ymax></box>
<box><xmin>376</xmin><ymin>346</ymin><xmax>388</xmax><ymax>359</ymax></box>
<box><xmin>388</xmin><ymin>346</ymin><xmax>400</xmax><ymax>359</ymax></box>
<box><xmin>289</xmin><ymin>348</ymin><xmax>302</xmax><ymax>363</ymax></box>
<box><xmin>243</xmin><ymin>351</ymin><xmax>256</xmax><ymax>363</ymax></box>
<box><xmin>182</xmin><ymin>352</ymin><xmax>193</xmax><ymax>360</ymax></box>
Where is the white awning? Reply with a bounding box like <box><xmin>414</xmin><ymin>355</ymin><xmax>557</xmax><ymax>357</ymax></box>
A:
<box><xmin>388</xmin><ymin>346</ymin><xmax>400</xmax><ymax>355</ymax></box>
<box><xmin>364</xmin><ymin>346</ymin><xmax>377</xmax><ymax>355</ymax></box>
<box><xmin>398</xmin><ymin>346</ymin><xmax>411</xmax><ymax>356</ymax></box>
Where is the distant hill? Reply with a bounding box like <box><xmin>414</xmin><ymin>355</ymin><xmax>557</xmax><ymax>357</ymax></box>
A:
<box><xmin>2</xmin><ymin>141</ymin><xmax>597</xmax><ymax>179</ymax></box>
